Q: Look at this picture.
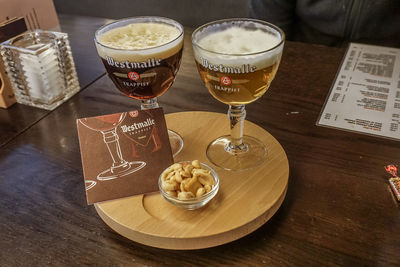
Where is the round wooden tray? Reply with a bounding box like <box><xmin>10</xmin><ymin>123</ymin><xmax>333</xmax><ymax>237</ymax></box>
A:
<box><xmin>94</xmin><ymin>111</ymin><xmax>289</xmax><ymax>250</ymax></box>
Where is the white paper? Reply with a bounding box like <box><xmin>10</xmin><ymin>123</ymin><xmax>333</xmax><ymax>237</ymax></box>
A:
<box><xmin>317</xmin><ymin>43</ymin><xmax>400</xmax><ymax>140</ymax></box>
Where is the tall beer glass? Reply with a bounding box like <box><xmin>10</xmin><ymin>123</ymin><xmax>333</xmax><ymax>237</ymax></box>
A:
<box><xmin>94</xmin><ymin>17</ymin><xmax>184</xmax><ymax>157</ymax></box>
<box><xmin>192</xmin><ymin>19</ymin><xmax>285</xmax><ymax>171</ymax></box>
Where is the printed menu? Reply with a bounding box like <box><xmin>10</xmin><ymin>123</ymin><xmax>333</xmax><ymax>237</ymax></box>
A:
<box><xmin>318</xmin><ymin>43</ymin><xmax>400</xmax><ymax>140</ymax></box>
<box><xmin>76</xmin><ymin>108</ymin><xmax>173</xmax><ymax>204</ymax></box>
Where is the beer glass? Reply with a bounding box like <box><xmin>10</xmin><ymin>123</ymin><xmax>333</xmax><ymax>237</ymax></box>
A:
<box><xmin>79</xmin><ymin>112</ymin><xmax>146</xmax><ymax>180</ymax></box>
<box><xmin>94</xmin><ymin>17</ymin><xmax>184</xmax><ymax>157</ymax></box>
<box><xmin>192</xmin><ymin>19</ymin><xmax>285</xmax><ymax>171</ymax></box>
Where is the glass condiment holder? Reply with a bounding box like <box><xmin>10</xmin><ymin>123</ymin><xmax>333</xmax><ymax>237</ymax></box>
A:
<box><xmin>0</xmin><ymin>30</ymin><xmax>80</xmax><ymax>110</ymax></box>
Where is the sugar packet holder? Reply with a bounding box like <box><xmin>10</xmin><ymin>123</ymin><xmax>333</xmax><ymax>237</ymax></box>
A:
<box><xmin>385</xmin><ymin>165</ymin><xmax>400</xmax><ymax>202</ymax></box>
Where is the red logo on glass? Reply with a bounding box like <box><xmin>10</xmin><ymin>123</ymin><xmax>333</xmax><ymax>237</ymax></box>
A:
<box><xmin>220</xmin><ymin>76</ymin><xmax>231</xmax><ymax>86</ymax></box>
<box><xmin>128</xmin><ymin>71</ymin><xmax>140</xmax><ymax>81</ymax></box>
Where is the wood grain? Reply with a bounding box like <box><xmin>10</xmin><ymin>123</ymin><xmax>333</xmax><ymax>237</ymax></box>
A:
<box><xmin>95</xmin><ymin>111</ymin><xmax>289</xmax><ymax>249</ymax></box>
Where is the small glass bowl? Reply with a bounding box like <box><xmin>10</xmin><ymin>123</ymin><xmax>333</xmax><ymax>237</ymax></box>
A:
<box><xmin>158</xmin><ymin>161</ymin><xmax>219</xmax><ymax>210</ymax></box>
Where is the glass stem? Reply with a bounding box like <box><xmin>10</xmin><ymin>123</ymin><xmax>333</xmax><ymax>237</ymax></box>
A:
<box><xmin>227</xmin><ymin>105</ymin><xmax>248</xmax><ymax>154</ymax></box>
<box><xmin>141</xmin><ymin>97</ymin><xmax>159</xmax><ymax>110</ymax></box>
<box><xmin>102</xmin><ymin>129</ymin><xmax>126</xmax><ymax>168</ymax></box>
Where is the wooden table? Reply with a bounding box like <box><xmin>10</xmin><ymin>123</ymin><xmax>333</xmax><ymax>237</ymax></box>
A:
<box><xmin>0</xmin><ymin>14</ymin><xmax>109</xmax><ymax>147</ymax></box>
<box><xmin>0</xmin><ymin>15</ymin><xmax>399</xmax><ymax>266</ymax></box>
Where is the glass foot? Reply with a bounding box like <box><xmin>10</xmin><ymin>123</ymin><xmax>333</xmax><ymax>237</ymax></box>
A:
<box><xmin>97</xmin><ymin>161</ymin><xmax>146</xmax><ymax>181</ymax></box>
<box><xmin>168</xmin><ymin>129</ymin><xmax>183</xmax><ymax>157</ymax></box>
<box><xmin>206</xmin><ymin>135</ymin><xmax>267</xmax><ymax>171</ymax></box>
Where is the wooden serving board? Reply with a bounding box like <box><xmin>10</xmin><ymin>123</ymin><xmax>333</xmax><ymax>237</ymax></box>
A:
<box><xmin>94</xmin><ymin>111</ymin><xmax>289</xmax><ymax>250</ymax></box>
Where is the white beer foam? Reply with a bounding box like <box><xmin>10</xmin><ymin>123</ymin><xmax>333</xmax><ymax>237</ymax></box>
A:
<box><xmin>96</xmin><ymin>22</ymin><xmax>183</xmax><ymax>61</ymax></box>
<box><xmin>198</xmin><ymin>27</ymin><xmax>280</xmax><ymax>54</ymax></box>
<box><xmin>193</xmin><ymin>24</ymin><xmax>283</xmax><ymax>69</ymax></box>
<box><xmin>99</xmin><ymin>23</ymin><xmax>180</xmax><ymax>49</ymax></box>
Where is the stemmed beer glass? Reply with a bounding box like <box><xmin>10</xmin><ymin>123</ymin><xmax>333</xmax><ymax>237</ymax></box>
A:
<box><xmin>94</xmin><ymin>17</ymin><xmax>184</xmax><ymax>157</ymax></box>
<box><xmin>192</xmin><ymin>19</ymin><xmax>285</xmax><ymax>171</ymax></box>
<box><xmin>79</xmin><ymin>112</ymin><xmax>146</xmax><ymax>181</ymax></box>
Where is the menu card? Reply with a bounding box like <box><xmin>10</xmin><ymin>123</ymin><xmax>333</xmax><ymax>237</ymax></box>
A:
<box><xmin>77</xmin><ymin>108</ymin><xmax>173</xmax><ymax>204</ymax></box>
<box><xmin>317</xmin><ymin>43</ymin><xmax>400</xmax><ymax>140</ymax></box>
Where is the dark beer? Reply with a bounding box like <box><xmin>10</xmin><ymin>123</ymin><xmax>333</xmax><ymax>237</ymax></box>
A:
<box><xmin>100</xmin><ymin>49</ymin><xmax>182</xmax><ymax>99</ymax></box>
<box><xmin>95</xmin><ymin>22</ymin><xmax>183</xmax><ymax>100</ymax></box>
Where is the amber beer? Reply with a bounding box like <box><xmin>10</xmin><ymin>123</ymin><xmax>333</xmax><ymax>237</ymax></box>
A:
<box><xmin>95</xmin><ymin>21</ymin><xmax>183</xmax><ymax>99</ymax></box>
<box><xmin>193</xmin><ymin>26</ymin><xmax>283</xmax><ymax>105</ymax></box>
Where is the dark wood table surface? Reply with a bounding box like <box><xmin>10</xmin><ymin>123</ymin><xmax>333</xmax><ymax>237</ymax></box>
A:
<box><xmin>1</xmin><ymin>14</ymin><xmax>399</xmax><ymax>266</ymax></box>
<box><xmin>0</xmin><ymin>14</ymin><xmax>109</xmax><ymax>147</ymax></box>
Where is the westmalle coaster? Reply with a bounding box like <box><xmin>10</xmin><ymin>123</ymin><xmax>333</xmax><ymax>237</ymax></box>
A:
<box><xmin>77</xmin><ymin>107</ymin><xmax>173</xmax><ymax>204</ymax></box>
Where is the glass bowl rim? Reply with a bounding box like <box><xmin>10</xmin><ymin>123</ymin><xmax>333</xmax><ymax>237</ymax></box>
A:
<box><xmin>94</xmin><ymin>16</ymin><xmax>184</xmax><ymax>52</ymax></box>
<box><xmin>158</xmin><ymin>160</ymin><xmax>220</xmax><ymax>204</ymax></box>
<box><xmin>191</xmin><ymin>18</ymin><xmax>285</xmax><ymax>57</ymax></box>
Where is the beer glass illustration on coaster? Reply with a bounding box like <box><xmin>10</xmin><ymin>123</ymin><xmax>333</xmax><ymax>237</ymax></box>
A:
<box><xmin>94</xmin><ymin>17</ymin><xmax>184</xmax><ymax>157</ymax></box>
<box><xmin>85</xmin><ymin>180</ymin><xmax>97</xmax><ymax>191</ymax></box>
<box><xmin>79</xmin><ymin>112</ymin><xmax>146</xmax><ymax>181</ymax></box>
<box><xmin>192</xmin><ymin>19</ymin><xmax>285</xmax><ymax>171</ymax></box>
